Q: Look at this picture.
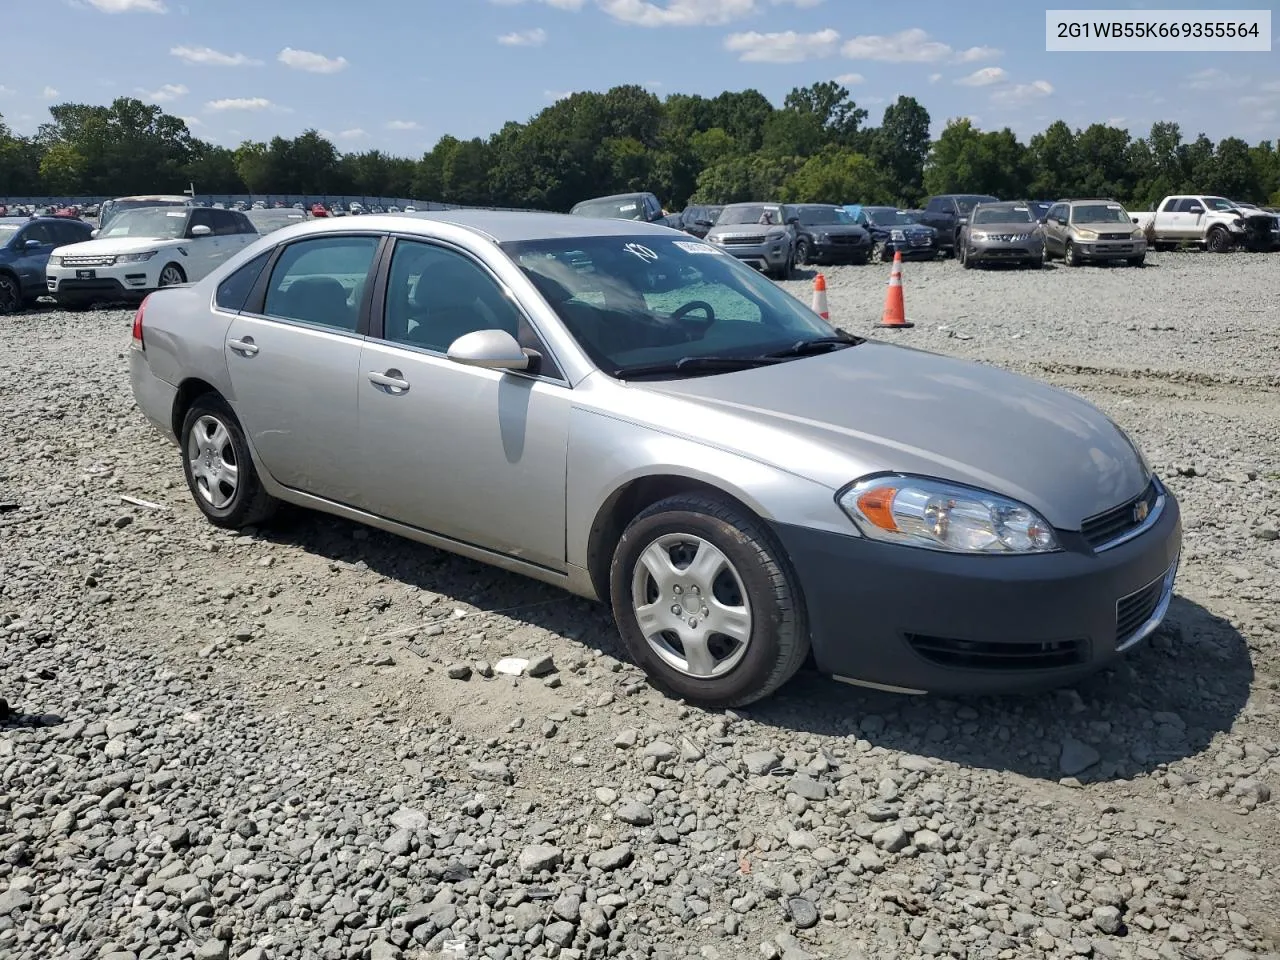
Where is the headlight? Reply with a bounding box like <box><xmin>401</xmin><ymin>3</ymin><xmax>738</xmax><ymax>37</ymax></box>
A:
<box><xmin>48</xmin><ymin>256</ymin><xmax>62</xmax><ymax>266</ymax></box>
<box><xmin>890</xmin><ymin>229</ymin><xmax>906</xmax><ymax>241</ymax></box>
<box><xmin>117</xmin><ymin>251</ymin><xmax>158</xmax><ymax>263</ymax></box>
<box><xmin>814</xmin><ymin>232</ymin><xmax>829</xmax><ymax>242</ymax></box>
<box><xmin>1075</xmin><ymin>229</ymin><xmax>1098</xmax><ymax>240</ymax></box>
<box><xmin>969</xmin><ymin>231</ymin><xmax>988</xmax><ymax>241</ymax></box>
<box><xmin>837</xmin><ymin>475</ymin><xmax>1061</xmax><ymax>554</ymax></box>
<box><xmin>708</xmin><ymin>235</ymin><xmax>724</xmax><ymax>244</ymax></box>
<box><xmin>1131</xmin><ymin>228</ymin><xmax>1145</xmax><ymax>239</ymax></box>
<box><xmin>766</xmin><ymin>229</ymin><xmax>786</xmax><ymax>240</ymax></box>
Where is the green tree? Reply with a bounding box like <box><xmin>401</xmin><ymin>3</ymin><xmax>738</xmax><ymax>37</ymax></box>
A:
<box><xmin>781</xmin><ymin>147</ymin><xmax>886</xmax><ymax>204</ymax></box>
<box><xmin>868</xmin><ymin>96</ymin><xmax>931</xmax><ymax>206</ymax></box>
<box><xmin>39</xmin><ymin>142</ymin><xmax>86</xmax><ymax>194</ymax></box>
<box><xmin>783</xmin><ymin>81</ymin><xmax>868</xmax><ymax>146</ymax></box>
<box><xmin>1026</xmin><ymin>120</ymin><xmax>1079</xmax><ymax>200</ymax></box>
<box><xmin>691</xmin><ymin>155</ymin><xmax>799</xmax><ymax>204</ymax></box>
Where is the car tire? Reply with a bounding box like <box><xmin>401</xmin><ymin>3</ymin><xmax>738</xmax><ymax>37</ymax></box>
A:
<box><xmin>1127</xmin><ymin>255</ymin><xmax>1145</xmax><ymax>267</ymax></box>
<box><xmin>1065</xmin><ymin>240</ymin><xmax>1081</xmax><ymax>266</ymax></box>
<box><xmin>794</xmin><ymin>239</ymin><xmax>811</xmax><ymax>266</ymax></box>
<box><xmin>959</xmin><ymin>243</ymin><xmax>973</xmax><ymax>269</ymax></box>
<box><xmin>0</xmin><ymin>274</ymin><xmax>20</xmax><ymax>315</ymax></box>
<box><xmin>608</xmin><ymin>493</ymin><xmax>810</xmax><ymax>708</ymax></box>
<box><xmin>1206</xmin><ymin>227</ymin><xmax>1232</xmax><ymax>254</ymax></box>
<box><xmin>158</xmin><ymin>263</ymin><xmax>187</xmax><ymax>287</ymax></box>
<box><xmin>180</xmin><ymin>393</ymin><xmax>279</xmax><ymax>530</ymax></box>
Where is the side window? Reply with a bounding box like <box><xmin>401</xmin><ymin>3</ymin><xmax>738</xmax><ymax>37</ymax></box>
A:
<box><xmin>1160</xmin><ymin>198</ymin><xmax>1181</xmax><ymax>213</ymax></box>
<box><xmin>215</xmin><ymin>250</ymin><xmax>272</xmax><ymax>313</ymax></box>
<box><xmin>1049</xmin><ymin>204</ymin><xmax>1066</xmax><ymax>222</ymax></box>
<box><xmin>22</xmin><ymin>223</ymin><xmax>55</xmax><ymax>245</ymax></box>
<box><xmin>187</xmin><ymin>209</ymin><xmax>216</xmax><ymax>236</ymax></box>
<box><xmin>55</xmin><ymin>222</ymin><xmax>89</xmax><ymax>245</ymax></box>
<box><xmin>262</xmin><ymin>235</ymin><xmax>380</xmax><ymax>333</ymax></box>
<box><xmin>924</xmin><ymin>198</ymin><xmax>942</xmax><ymax>213</ymax></box>
<box><xmin>383</xmin><ymin>239</ymin><xmax>536</xmax><ymax>356</ymax></box>
<box><xmin>236</xmin><ymin>213</ymin><xmax>257</xmax><ymax>234</ymax></box>
<box><xmin>212</xmin><ymin>210</ymin><xmax>239</xmax><ymax>236</ymax></box>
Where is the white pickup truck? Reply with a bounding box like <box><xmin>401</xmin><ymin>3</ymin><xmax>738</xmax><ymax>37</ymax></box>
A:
<box><xmin>1129</xmin><ymin>195</ymin><xmax>1272</xmax><ymax>253</ymax></box>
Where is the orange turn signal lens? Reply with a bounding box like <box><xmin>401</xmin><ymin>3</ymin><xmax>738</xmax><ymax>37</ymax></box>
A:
<box><xmin>856</xmin><ymin>486</ymin><xmax>898</xmax><ymax>532</ymax></box>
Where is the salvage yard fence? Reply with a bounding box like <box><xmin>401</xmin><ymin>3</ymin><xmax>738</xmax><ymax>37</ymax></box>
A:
<box><xmin>0</xmin><ymin>195</ymin><xmax>547</xmax><ymax>213</ymax></box>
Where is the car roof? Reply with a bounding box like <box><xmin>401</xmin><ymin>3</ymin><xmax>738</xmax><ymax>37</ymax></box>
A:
<box><xmin>275</xmin><ymin>210</ymin><xmax>683</xmax><ymax>243</ymax></box>
<box><xmin>571</xmin><ymin>193</ymin><xmax>651</xmax><ymax>207</ymax></box>
<box><xmin>109</xmin><ymin>194</ymin><xmax>191</xmax><ymax>201</ymax></box>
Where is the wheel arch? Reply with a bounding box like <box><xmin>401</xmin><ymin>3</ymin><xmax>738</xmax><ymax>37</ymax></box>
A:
<box><xmin>171</xmin><ymin>377</ymin><xmax>223</xmax><ymax>441</ymax></box>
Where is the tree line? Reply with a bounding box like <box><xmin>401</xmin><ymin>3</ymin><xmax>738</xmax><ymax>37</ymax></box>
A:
<box><xmin>2</xmin><ymin>83</ymin><xmax>1278</xmax><ymax>211</ymax></box>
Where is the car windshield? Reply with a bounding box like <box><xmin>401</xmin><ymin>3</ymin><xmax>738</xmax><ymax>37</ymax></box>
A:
<box><xmin>0</xmin><ymin>224</ymin><xmax>20</xmax><ymax>244</ymax></box>
<box><xmin>797</xmin><ymin>207</ymin><xmax>854</xmax><ymax>226</ymax></box>
<box><xmin>1071</xmin><ymin>203</ymin><xmax>1132</xmax><ymax>224</ymax></box>
<box><xmin>972</xmin><ymin>206</ymin><xmax>1035</xmax><ymax>224</ymax></box>
<box><xmin>865</xmin><ymin>209</ymin><xmax>917</xmax><ymax>226</ymax></box>
<box><xmin>1203</xmin><ymin>197</ymin><xmax>1235</xmax><ymax>212</ymax></box>
<box><xmin>503</xmin><ymin>234</ymin><xmax>840</xmax><ymax>376</ymax></box>
<box><xmin>99</xmin><ymin>209</ymin><xmax>190</xmax><ymax>239</ymax></box>
<box><xmin>573</xmin><ymin>198</ymin><xmax>646</xmax><ymax>221</ymax></box>
<box><xmin>716</xmin><ymin>205</ymin><xmax>769</xmax><ymax>225</ymax></box>
<box><xmin>247</xmin><ymin>211</ymin><xmax>306</xmax><ymax>233</ymax></box>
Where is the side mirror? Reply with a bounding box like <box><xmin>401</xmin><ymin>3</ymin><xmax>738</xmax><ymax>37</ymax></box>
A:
<box><xmin>1187</xmin><ymin>206</ymin><xmax>1203</xmax><ymax>215</ymax></box>
<box><xmin>787</xmin><ymin>216</ymin><xmax>800</xmax><ymax>225</ymax></box>
<box><xmin>957</xmin><ymin>216</ymin><xmax>969</xmax><ymax>225</ymax></box>
<box><xmin>24</xmin><ymin>239</ymin><xmax>42</xmax><ymax>249</ymax></box>
<box><xmin>695</xmin><ymin>219</ymin><xmax>713</xmax><ymax>227</ymax></box>
<box><xmin>90</xmin><ymin>228</ymin><xmax>99</xmax><ymax>238</ymax></box>
<box><xmin>446</xmin><ymin>329</ymin><xmax>530</xmax><ymax>371</ymax></box>
<box><xmin>190</xmin><ymin>224</ymin><xmax>213</xmax><ymax>237</ymax></box>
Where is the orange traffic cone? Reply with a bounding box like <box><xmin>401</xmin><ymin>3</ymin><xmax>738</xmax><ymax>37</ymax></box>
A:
<box><xmin>811</xmin><ymin>273</ymin><xmax>829</xmax><ymax>320</ymax></box>
<box><xmin>877</xmin><ymin>251</ymin><xmax>914</xmax><ymax>329</ymax></box>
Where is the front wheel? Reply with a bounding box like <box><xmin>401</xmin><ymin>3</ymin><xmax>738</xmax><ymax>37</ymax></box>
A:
<box><xmin>959</xmin><ymin>243</ymin><xmax>973</xmax><ymax>269</ymax></box>
<box><xmin>1206</xmin><ymin>227</ymin><xmax>1232</xmax><ymax>254</ymax></box>
<box><xmin>794</xmin><ymin>239</ymin><xmax>811</xmax><ymax>266</ymax></box>
<box><xmin>0</xmin><ymin>274</ymin><xmax>20</xmax><ymax>315</ymax></box>
<box><xmin>180</xmin><ymin>393</ymin><xmax>279</xmax><ymax>529</ymax></box>
<box><xmin>158</xmin><ymin>263</ymin><xmax>187</xmax><ymax>287</ymax></box>
<box><xmin>1065</xmin><ymin>240</ymin><xmax>1081</xmax><ymax>266</ymax></box>
<box><xmin>609</xmin><ymin>494</ymin><xmax>809</xmax><ymax>708</ymax></box>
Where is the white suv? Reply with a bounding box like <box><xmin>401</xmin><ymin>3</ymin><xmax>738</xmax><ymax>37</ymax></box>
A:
<box><xmin>48</xmin><ymin>206</ymin><xmax>259</xmax><ymax>307</ymax></box>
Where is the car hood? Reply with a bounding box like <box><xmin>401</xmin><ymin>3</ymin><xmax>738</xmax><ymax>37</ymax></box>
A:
<box><xmin>634</xmin><ymin>343</ymin><xmax>1150</xmax><ymax>530</ymax></box>
<box><xmin>706</xmin><ymin>225</ymin><xmax>785</xmax><ymax>238</ymax></box>
<box><xmin>56</xmin><ymin>237</ymin><xmax>181</xmax><ymax>256</ymax></box>
<box><xmin>805</xmin><ymin>224</ymin><xmax>868</xmax><ymax>236</ymax></box>
<box><xmin>968</xmin><ymin>221</ymin><xmax>1041</xmax><ymax>233</ymax></box>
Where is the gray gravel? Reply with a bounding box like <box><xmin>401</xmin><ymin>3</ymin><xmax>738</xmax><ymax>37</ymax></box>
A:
<box><xmin>2</xmin><ymin>248</ymin><xmax>1279</xmax><ymax>960</ymax></box>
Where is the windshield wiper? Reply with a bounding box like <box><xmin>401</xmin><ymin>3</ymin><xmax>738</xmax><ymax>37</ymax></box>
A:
<box><xmin>611</xmin><ymin>355</ymin><xmax>786</xmax><ymax>379</ymax></box>
<box><xmin>761</xmin><ymin>331</ymin><xmax>865</xmax><ymax>359</ymax></box>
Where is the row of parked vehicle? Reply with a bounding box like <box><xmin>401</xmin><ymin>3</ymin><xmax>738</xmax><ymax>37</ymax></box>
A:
<box><xmin>569</xmin><ymin>190</ymin><xmax>1280</xmax><ymax>278</ymax></box>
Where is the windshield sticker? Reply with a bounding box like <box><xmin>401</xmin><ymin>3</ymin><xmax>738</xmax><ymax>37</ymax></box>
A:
<box><xmin>673</xmin><ymin>240</ymin><xmax>723</xmax><ymax>255</ymax></box>
<box><xmin>1107</xmin><ymin>204</ymin><xmax>1121</xmax><ymax>209</ymax></box>
<box><xmin>623</xmin><ymin>242</ymin><xmax>659</xmax><ymax>263</ymax></box>
<box><xmin>166</xmin><ymin>211</ymin><xmax>186</xmax><ymax>217</ymax></box>
<box><xmin>1013</xmin><ymin>206</ymin><xmax>1028</xmax><ymax>211</ymax></box>
<box><xmin>619</xmin><ymin>203</ymin><xmax>637</xmax><ymax>212</ymax></box>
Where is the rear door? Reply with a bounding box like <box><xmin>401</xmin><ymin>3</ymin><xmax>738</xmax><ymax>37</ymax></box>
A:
<box><xmin>222</xmin><ymin>232</ymin><xmax>384</xmax><ymax>506</ymax></box>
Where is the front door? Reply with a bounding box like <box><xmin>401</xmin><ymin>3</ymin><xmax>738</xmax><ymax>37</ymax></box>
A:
<box><xmin>357</xmin><ymin>237</ymin><xmax>570</xmax><ymax>570</ymax></box>
<box><xmin>222</xmin><ymin>233</ymin><xmax>383</xmax><ymax>505</ymax></box>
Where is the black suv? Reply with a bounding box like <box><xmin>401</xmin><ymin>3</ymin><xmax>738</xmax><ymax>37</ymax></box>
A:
<box><xmin>790</xmin><ymin>204</ymin><xmax>872</xmax><ymax>266</ymax></box>
<box><xmin>675</xmin><ymin>205</ymin><xmax>723</xmax><ymax>239</ymax></box>
<box><xmin>918</xmin><ymin>194</ymin><xmax>999</xmax><ymax>256</ymax></box>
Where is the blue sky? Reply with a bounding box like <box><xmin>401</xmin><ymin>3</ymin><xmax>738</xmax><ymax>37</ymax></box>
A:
<box><xmin>2</xmin><ymin>0</ymin><xmax>1276</xmax><ymax>155</ymax></box>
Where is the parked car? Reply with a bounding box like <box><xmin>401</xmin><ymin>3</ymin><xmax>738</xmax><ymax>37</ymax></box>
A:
<box><xmin>311</xmin><ymin>203</ymin><xmax>329</xmax><ymax>218</ymax></box>
<box><xmin>570</xmin><ymin>192</ymin><xmax>669</xmax><ymax>224</ymax></box>
<box><xmin>958</xmin><ymin>201</ymin><xmax>1047</xmax><ymax>269</ymax></box>
<box><xmin>704</xmin><ymin>202</ymin><xmax>797</xmax><ymax>279</ymax></box>
<box><xmin>848</xmin><ymin>206</ymin><xmax>939</xmax><ymax>261</ymax></box>
<box><xmin>918</xmin><ymin>194</ymin><xmax>999</xmax><ymax>256</ymax></box>
<box><xmin>47</xmin><ymin>206</ymin><xmax>258</xmax><ymax>307</ymax></box>
<box><xmin>128</xmin><ymin>211</ymin><xmax>1181</xmax><ymax>706</ymax></box>
<box><xmin>245</xmin><ymin>208</ymin><xmax>310</xmax><ymax>236</ymax></box>
<box><xmin>675</xmin><ymin>205</ymin><xmax>723</xmax><ymax>239</ymax></box>
<box><xmin>98</xmin><ymin>194</ymin><xmax>194</xmax><ymax>231</ymax></box>
<box><xmin>789</xmin><ymin>204</ymin><xmax>871</xmax><ymax>266</ymax></box>
<box><xmin>1229</xmin><ymin>201</ymin><xmax>1280</xmax><ymax>250</ymax></box>
<box><xmin>0</xmin><ymin>215</ymin><xmax>94</xmax><ymax>313</ymax></box>
<box><xmin>1131</xmin><ymin>195</ymin><xmax>1267</xmax><ymax>253</ymax></box>
<box><xmin>1043</xmin><ymin>199</ymin><xmax>1146</xmax><ymax>267</ymax></box>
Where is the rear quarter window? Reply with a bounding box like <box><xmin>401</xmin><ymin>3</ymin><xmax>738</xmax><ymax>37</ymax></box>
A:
<box><xmin>215</xmin><ymin>251</ymin><xmax>272</xmax><ymax>313</ymax></box>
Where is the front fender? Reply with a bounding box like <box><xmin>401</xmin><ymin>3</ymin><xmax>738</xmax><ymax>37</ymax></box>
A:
<box><xmin>565</xmin><ymin>407</ymin><xmax>853</xmax><ymax>572</ymax></box>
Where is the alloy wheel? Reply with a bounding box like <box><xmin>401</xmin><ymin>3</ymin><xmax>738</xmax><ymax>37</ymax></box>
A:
<box><xmin>187</xmin><ymin>414</ymin><xmax>239</xmax><ymax>509</ymax></box>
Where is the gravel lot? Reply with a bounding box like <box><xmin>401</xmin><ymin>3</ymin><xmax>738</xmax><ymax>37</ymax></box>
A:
<box><xmin>2</xmin><ymin>249</ymin><xmax>1278</xmax><ymax>960</ymax></box>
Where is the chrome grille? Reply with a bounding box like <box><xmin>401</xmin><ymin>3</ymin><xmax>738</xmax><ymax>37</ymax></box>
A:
<box><xmin>1081</xmin><ymin>479</ymin><xmax>1160</xmax><ymax>551</ymax></box>
<box><xmin>908</xmin><ymin>234</ymin><xmax>934</xmax><ymax>246</ymax></box>
<box><xmin>1099</xmin><ymin>232</ymin><xmax>1132</xmax><ymax>240</ymax></box>
<box><xmin>828</xmin><ymin>234</ymin><xmax>865</xmax><ymax>245</ymax></box>
<box><xmin>720</xmin><ymin>234</ymin><xmax>766</xmax><ymax>245</ymax></box>
<box><xmin>61</xmin><ymin>255</ymin><xmax>116</xmax><ymax>267</ymax></box>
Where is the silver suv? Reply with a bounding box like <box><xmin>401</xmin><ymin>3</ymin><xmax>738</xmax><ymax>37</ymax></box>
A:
<box><xmin>704</xmin><ymin>202</ymin><xmax>796</xmax><ymax>279</ymax></box>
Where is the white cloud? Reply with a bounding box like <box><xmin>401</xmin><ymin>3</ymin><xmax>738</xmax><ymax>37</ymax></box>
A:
<box><xmin>833</xmin><ymin>72</ymin><xmax>864</xmax><ymax>85</ymax></box>
<box><xmin>0</xmin><ymin>85</ymin><xmax>13</xmax><ymax>96</ymax></box>
<box><xmin>278</xmin><ymin>47</ymin><xmax>349</xmax><ymax>73</ymax></box>
<box><xmin>598</xmin><ymin>0</ymin><xmax>755</xmax><ymax>27</ymax></box>
<box><xmin>171</xmin><ymin>45</ymin><xmax>261</xmax><ymax>66</ymax></box>
<box><xmin>1182</xmin><ymin>68</ymin><xmax>1246</xmax><ymax>91</ymax></box>
<box><xmin>1106</xmin><ymin>116</ymin><xmax>1126</xmax><ymax>126</ymax></box>
<box><xmin>386</xmin><ymin>119</ymin><xmax>420</xmax><ymax>130</ymax></box>
<box><xmin>179</xmin><ymin>115</ymin><xmax>202</xmax><ymax>126</ymax></box>
<box><xmin>990</xmin><ymin>80</ymin><xmax>1053</xmax><ymax>103</ymax></box>
<box><xmin>489</xmin><ymin>0</ymin><xmax>583</xmax><ymax>6</ymax></box>
<box><xmin>955</xmin><ymin>66</ymin><xmax>1007</xmax><ymax>87</ymax></box>
<box><xmin>772</xmin><ymin>0</ymin><xmax>823</xmax><ymax>5</ymax></box>
<box><xmin>205</xmin><ymin>96</ymin><xmax>278</xmax><ymax>111</ymax></box>
<box><xmin>644</xmin><ymin>79</ymin><xmax>664</xmax><ymax>88</ymax></box>
<box><xmin>842</xmin><ymin>27</ymin><xmax>952</xmax><ymax>62</ymax></box>
<box><xmin>497</xmin><ymin>27</ymin><xmax>548</xmax><ymax>45</ymax></box>
<box><xmin>928</xmin><ymin>73</ymin><xmax>942</xmax><ymax>84</ymax></box>
<box><xmin>82</xmin><ymin>0</ymin><xmax>166</xmax><ymax>11</ymax></box>
<box><xmin>337</xmin><ymin>128</ymin><xmax>366</xmax><ymax>140</ymax></box>
<box><xmin>953</xmin><ymin>45</ymin><xmax>1000</xmax><ymax>63</ymax></box>
<box><xmin>41</xmin><ymin>86</ymin><xmax>59</xmax><ymax>99</ymax></box>
<box><xmin>140</xmin><ymin>83</ymin><xmax>188</xmax><ymax>102</ymax></box>
<box><xmin>723</xmin><ymin>27</ymin><xmax>839</xmax><ymax>62</ymax></box>
<box><xmin>544</xmin><ymin>89</ymin><xmax>574</xmax><ymax>100</ymax></box>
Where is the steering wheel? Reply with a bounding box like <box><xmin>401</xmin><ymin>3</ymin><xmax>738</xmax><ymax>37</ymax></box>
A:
<box><xmin>670</xmin><ymin>300</ymin><xmax>717</xmax><ymax>339</ymax></box>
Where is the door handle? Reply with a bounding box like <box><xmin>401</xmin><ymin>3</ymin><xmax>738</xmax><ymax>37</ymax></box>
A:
<box><xmin>228</xmin><ymin>337</ymin><xmax>258</xmax><ymax>356</ymax></box>
<box><xmin>368</xmin><ymin>369</ymin><xmax>410</xmax><ymax>392</ymax></box>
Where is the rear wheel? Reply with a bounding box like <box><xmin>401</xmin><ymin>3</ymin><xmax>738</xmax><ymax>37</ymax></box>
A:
<box><xmin>609</xmin><ymin>494</ymin><xmax>809</xmax><ymax>708</ymax></box>
<box><xmin>180</xmin><ymin>393</ymin><xmax>278</xmax><ymax>529</ymax></box>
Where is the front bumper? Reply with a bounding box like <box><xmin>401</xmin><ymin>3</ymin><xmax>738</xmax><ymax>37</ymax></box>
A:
<box><xmin>712</xmin><ymin>239</ymin><xmax>790</xmax><ymax>271</ymax></box>
<box><xmin>885</xmin><ymin>235</ymin><xmax>938</xmax><ymax>259</ymax></box>
<box><xmin>47</xmin><ymin>263</ymin><xmax>159</xmax><ymax>303</ymax></box>
<box><xmin>1074</xmin><ymin>238</ymin><xmax>1147</xmax><ymax>260</ymax></box>
<box><xmin>808</xmin><ymin>238</ymin><xmax>870</xmax><ymax>264</ymax></box>
<box><xmin>769</xmin><ymin>484</ymin><xmax>1182</xmax><ymax>695</ymax></box>
<box><xmin>968</xmin><ymin>238</ymin><xmax>1045</xmax><ymax>263</ymax></box>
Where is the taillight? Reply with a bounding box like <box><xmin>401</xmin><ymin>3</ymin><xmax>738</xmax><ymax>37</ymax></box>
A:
<box><xmin>131</xmin><ymin>295</ymin><xmax>148</xmax><ymax>351</ymax></box>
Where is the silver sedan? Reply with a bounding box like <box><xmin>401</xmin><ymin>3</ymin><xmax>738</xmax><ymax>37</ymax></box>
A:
<box><xmin>128</xmin><ymin>211</ymin><xmax>1181</xmax><ymax>706</ymax></box>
